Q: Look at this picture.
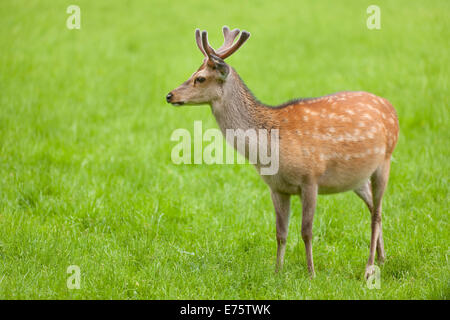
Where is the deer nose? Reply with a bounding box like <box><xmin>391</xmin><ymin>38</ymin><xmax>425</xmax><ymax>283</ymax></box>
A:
<box><xmin>166</xmin><ymin>92</ymin><xmax>173</xmax><ymax>103</ymax></box>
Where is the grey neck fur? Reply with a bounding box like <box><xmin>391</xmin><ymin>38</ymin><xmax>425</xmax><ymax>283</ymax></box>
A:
<box><xmin>210</xmin><ymin>68</ymin><xmax>263</xmax><ymax>134</ymax></box>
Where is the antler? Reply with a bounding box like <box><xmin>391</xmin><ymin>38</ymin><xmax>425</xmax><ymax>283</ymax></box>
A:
<box><xmin>216</xmin><ymin>30</ymin><xmax>250</xmax><ymax>60</ymax></box>
<box><xmin>195</xmin><ymin>26</ymin><xmax>250</xmax><ymax>60</ymax></box>
<box><xmin>216</xmin><ymin>26</ymin><xmax>240</xmax><ymax>55</ymax></box>
<box><xmin>195</xmin><ymin>29</ymin><xmax>206</xmax><ymax>56</ymax></box>
<box><xmin>201</xmin><ymin>30</ymin><xmax>216</xmax><ymax>57</ymax></box>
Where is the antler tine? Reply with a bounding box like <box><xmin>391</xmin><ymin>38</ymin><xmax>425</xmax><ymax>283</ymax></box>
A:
<box><xmin>216</xmin><ymin>26</ymin><xmax>240</xmax><ymax>54</ymax></box>
<box><xmin>217</xmin><ymin>30</ymin><xmax>250</xmax><ymax>60</ymax></box>
<box><xmin>201</xmin><ymin>30</ymin><xmax>216</xmax><ymax>57</ymax></box>
<box><xmin>195</xmin><ymin>29</ymin><xmax>207</xmax><ymax>56</ymax></box>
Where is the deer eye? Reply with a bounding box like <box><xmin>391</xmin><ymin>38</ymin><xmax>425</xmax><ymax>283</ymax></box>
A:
<box><xmin>195</xmin><ymin>77</ymin><xmax>206</xmax><ymax>83</ymax></box>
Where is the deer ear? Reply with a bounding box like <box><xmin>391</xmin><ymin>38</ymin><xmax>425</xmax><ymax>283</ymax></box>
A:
<box><xmin>209</xmin><ymin>54</ymin><xmax>230</xmax><ymax>80</ymax></box>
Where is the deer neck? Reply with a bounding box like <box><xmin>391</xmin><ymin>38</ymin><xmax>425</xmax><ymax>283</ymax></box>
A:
<box><xmin>210</xmin><ymin>68</ymin><xmax>265</xmax><ymax>134</ymax></box>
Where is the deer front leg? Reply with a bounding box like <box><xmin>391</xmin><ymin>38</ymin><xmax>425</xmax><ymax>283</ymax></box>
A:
<box><xmin>270</xmin><ymin>190</ymin><xmax>291</xmax><ymax>273</ymax></box>
<box><xmin>365</xmin><ymin>160</ymin><xmax>391</xmax><ymax>280</ymax></box>
<box><xmin>354</xmin><ymin>181</ymin><xmax>385</xmax><ymax>263</ymax></box>
<box><xmin>300</xmin><ymin>183</ymin><xmax>318</xmax><ymax>278</ymax></box>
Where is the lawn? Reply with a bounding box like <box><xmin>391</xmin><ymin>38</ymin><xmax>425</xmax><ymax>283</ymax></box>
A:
<box><xmin>0</xmin><ymin>0</ymin><xmax>448</xmax><ymax>299</ymax></box>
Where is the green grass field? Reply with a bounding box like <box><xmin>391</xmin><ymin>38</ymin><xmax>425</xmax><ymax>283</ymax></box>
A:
<box><xmin>0</xmin><ymin>0</ymin><xmax>449</xmax><ymax>299</ymax></box>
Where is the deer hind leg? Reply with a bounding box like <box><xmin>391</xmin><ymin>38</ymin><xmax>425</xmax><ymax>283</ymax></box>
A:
<box><xmin>300</xmin><ymin>183</ymin><xmax>318</xmax><ymax>278</ymax></box>
<box><xmin>354</xmin><ymin>180</ymin><xmax>385</xmax><ymax>263</ymax></box>
<box><xmin>364</xmin><ymin>159</ymin><xmax>391</xmax><ymax>279</ymax></box>
<box><xmin>270</xmin><ymin>191</ymin><xmax>291</xmax><ymax>273</ymax></box>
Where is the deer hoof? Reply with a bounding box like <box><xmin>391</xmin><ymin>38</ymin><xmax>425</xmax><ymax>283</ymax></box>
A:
<box><xmin>364</xmin><ymin>265</ymin><xmax>376</xmax><ymax>280</ymax></box>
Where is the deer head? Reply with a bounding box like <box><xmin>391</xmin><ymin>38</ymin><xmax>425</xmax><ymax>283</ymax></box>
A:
<box><xmin>166</xmin><ymin>26</ymin><xmax>250</xmax><ymax>106</ymax></box>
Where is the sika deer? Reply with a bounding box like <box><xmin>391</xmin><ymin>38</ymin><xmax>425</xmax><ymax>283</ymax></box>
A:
<box><xmin>166</xmin><ymin>27</ymin><xmax>399</xmax><ymax>279</ymax></box>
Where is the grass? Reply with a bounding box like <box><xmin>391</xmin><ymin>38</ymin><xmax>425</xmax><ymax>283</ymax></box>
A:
<box><xmin>0</xmin><ymin>0</ymin><xmax>449</xmax><ymax>299</ymax></box>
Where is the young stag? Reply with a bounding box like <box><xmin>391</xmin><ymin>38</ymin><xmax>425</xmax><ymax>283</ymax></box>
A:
<box><xmin>166</xmin><ymin>27</ymin><xmax>399</xmax><ymax>279</ymax></box>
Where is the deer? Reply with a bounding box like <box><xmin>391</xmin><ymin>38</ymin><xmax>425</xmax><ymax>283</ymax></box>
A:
<box><xmin>166</xmin><ymin>26</ymin><xmax>399</xmax><ymax>279</ymax></box>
